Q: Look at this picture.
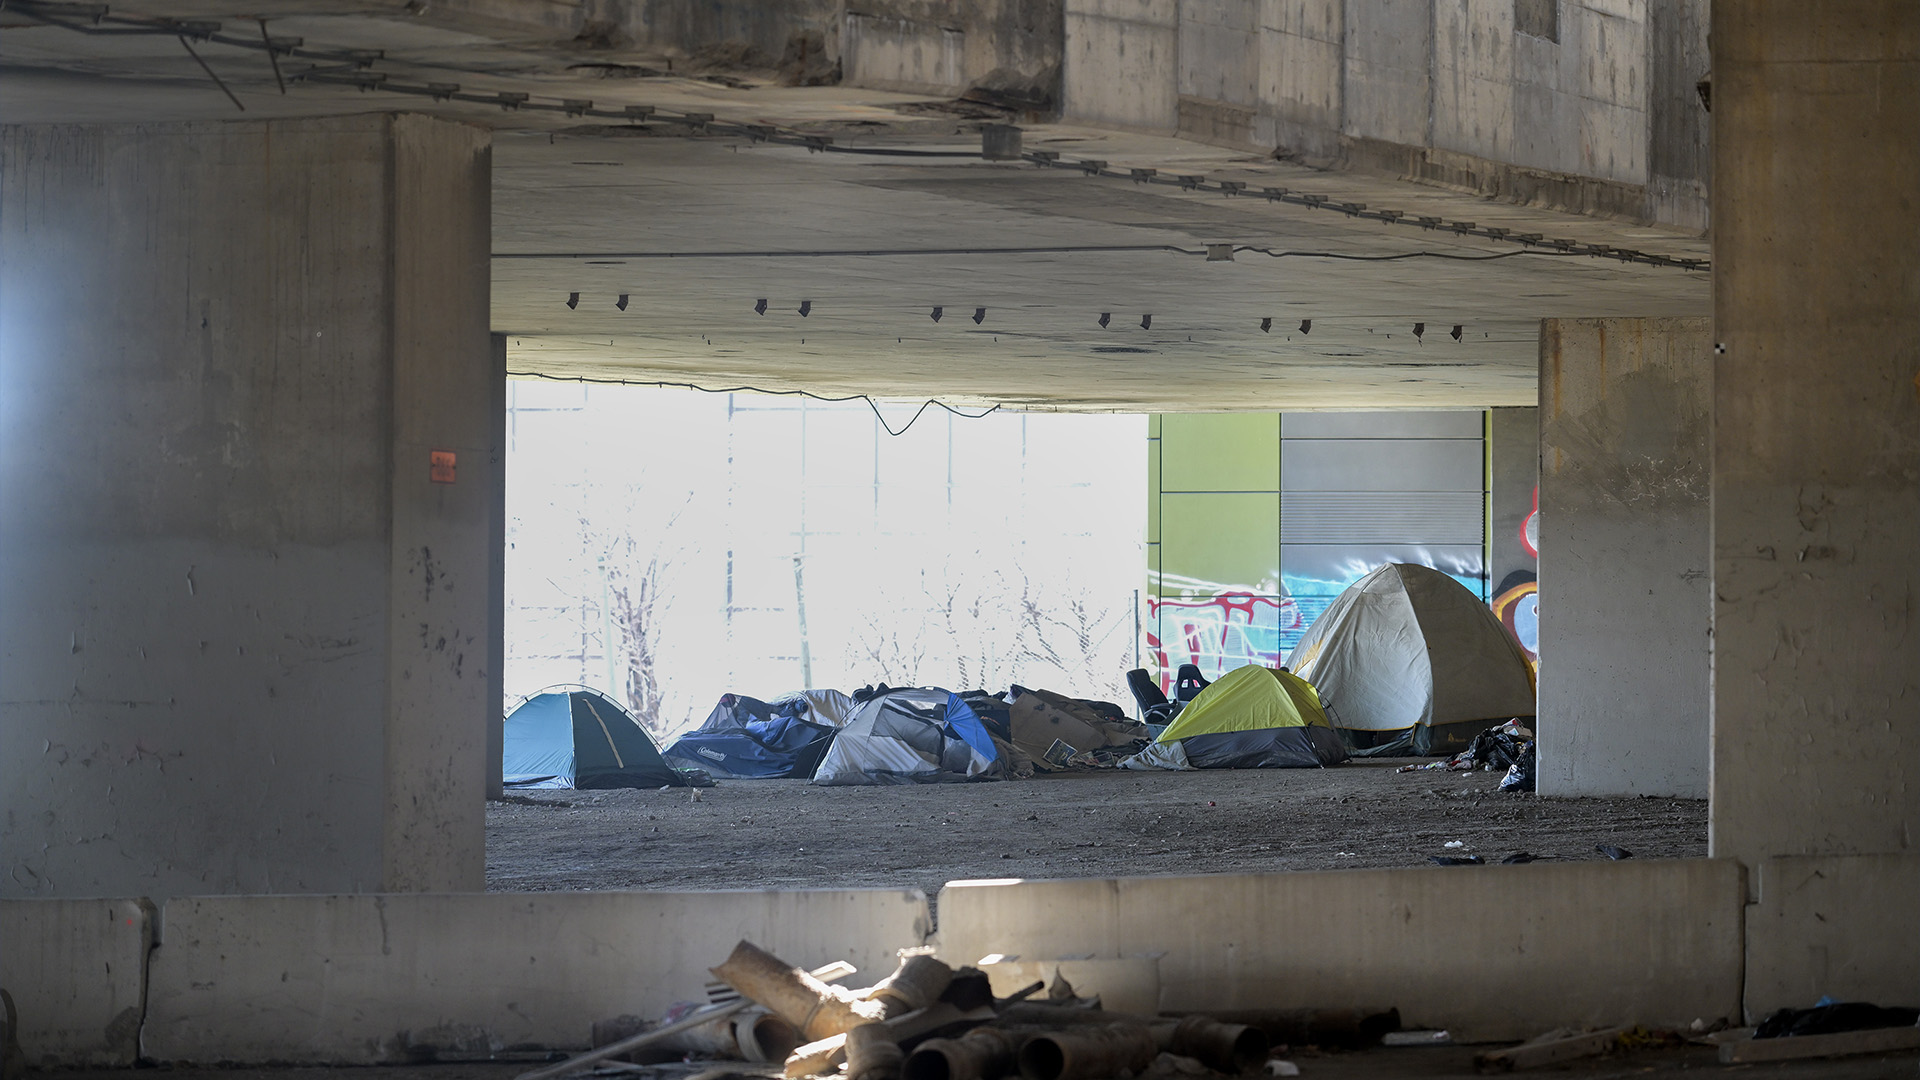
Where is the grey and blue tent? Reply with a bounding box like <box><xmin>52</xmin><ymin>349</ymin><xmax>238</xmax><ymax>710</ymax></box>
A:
<box><xmin>503</xmin><ymin>687</ymin><xmax>688</xmax><ymax>789</ymax></box>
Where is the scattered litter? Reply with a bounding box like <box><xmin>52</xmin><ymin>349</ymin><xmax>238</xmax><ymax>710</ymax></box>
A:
<box><xmin>1718</xmin><ymin>1003</ymin><xmax>1920</xmax><ymax>1065</ymax></box>
<box><xmin>1396</xmin><ymin>720</ymin><xmax>1536</xmax><ymax>782</ymax></box>
<box><xmin>1143</xmin><ymin>1052</ymin><xmax>1209</xmax><ymax>1077</ymax></box>
<box><xmin>1442</xmin><ymin>840</ymin><xmax>1467</xmax><ymax>849</ymax></box>
<box><xmin>1380</xmin><ymin>1030</ymin><xmax>1450</xmax><ymax>1047</ymax></box>
<box><xmin>1264</xmin><ymin>1059</ymin><xmax>1300</xmax><ymax>1076</ymax></box>
<box><xmin>1688</xmin><ymin>1027</ymin><xmax>1753</xmax><ymax>1048</ymax></box>
<box><xmin>1753</xmin><ymin>1001</ymin><xmax>1918</xmax><ymax>1039</ymax></box>
<box><xmin>1176</xmin><ymin>1005</ymin><xmax>1401</xmax><ymax>1051</ymax></box>
<box><xmin>1498</xmin><ymin>745</ymin><xmax>1535</xmax><ymax>792</ymax></box>
<box><xmin>490</xmin><ymin>793</ymin><xmax>573</xmax><ymax>809</ymax></box>
<box><xmin>1500</xmin><ymin>852</ymin><xmax>1539</xmax><ymax>864</ymax></box>
<box><xmin>1429</xmin><ymin>855</ymin><xmax>1483</xmax><ymax>866</ymax></box>
<box><xmin>1475</xmin><ymin>1026</ymin><xmax>1625</xmax><ymax>1071</ymax></box>
<box><xmin>1615</xmin><ymin>1027</ymin><xmax>1686</xmax><ymax>1051</ymax></box>
<box><xmin>1595</xmin><ymin>844</ymin><xmax>1633</xmax><ymax>860</ymax></box>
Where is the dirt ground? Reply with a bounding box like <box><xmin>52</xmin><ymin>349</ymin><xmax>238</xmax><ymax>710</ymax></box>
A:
<box><xmin>486</xmin><ymin>761</ymin><xmax>1706</xmax><ymax>899</ymax></box>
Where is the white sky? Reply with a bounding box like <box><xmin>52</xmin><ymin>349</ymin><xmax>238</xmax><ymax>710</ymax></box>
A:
<box><xmin>505</xmin><ymin>381</ymin><xmax>1146</xmax><ymax>736</ymax></box>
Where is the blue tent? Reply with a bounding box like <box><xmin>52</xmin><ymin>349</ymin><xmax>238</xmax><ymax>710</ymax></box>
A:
<box><xmin>503</xmin><ymin>688</ymin><xmax>687</xmax><ymax>789</ymax></box>
<box><xmin>663</xmin><ymin>694</ymin><xmax>838</xmax><ymax>779</ymax></box>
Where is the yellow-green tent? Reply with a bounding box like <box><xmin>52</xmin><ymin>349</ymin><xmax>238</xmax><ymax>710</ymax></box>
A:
<box><xmin>1145</xmin><ymin>665</ymin><xmax>1348</xmax><ymax>769</ymax></box>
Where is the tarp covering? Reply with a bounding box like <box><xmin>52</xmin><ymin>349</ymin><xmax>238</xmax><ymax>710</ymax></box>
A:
<box><xmin>812</xmin><ymin>687</ymin><xmax>1002</xmax><ymax>786</ymax></box>
<box><xmin>1285</xmin><ymin>563</ymin><xmax>1536</xmax><ymax>743</ymax></box>
<box><xmin>663</xmin><ymin>692</ymin><xmax>842</xmax><ymax>779</ymax></box>
<box><xmin>1006</xmin><ymin>686</ymin><xmax>1150</xmax><ymax>768</ymax></box>
<box><xmin>778</xmin><ymin>688</ymin><xmax>857</xmax><ymax>728</ymax></box>
<box><xmin>504</xmin><ymin>688</ymin><xmax>685</xmax><ymax>789</ymax></box>
<box><xmin>1136</xmin><ymin>665</ymin><xmax>1348</xmax><ymax>769</ymax></box>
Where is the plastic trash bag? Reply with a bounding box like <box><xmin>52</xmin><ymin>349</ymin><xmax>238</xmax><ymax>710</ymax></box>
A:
<box><xmin>1499</xmin><ymin>745</ymin><xmax>1536</xmax><ymax>792</ymax></box>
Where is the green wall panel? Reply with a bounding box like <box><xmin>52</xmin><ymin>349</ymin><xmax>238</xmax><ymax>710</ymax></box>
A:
<box><xmin>1146</xmin><ymin>436</ymin><xmax>1162</xmax><ymax>544</ymax></box>
<box><xmin>1160</xmin><ymin>413</ymin><xmax>1280</xmax><ymax>492</ymax></box>
<box><xmin>1157</xmin><ymin>492</ymin><xmax>1280</xmax><ymax>595</ymax></box>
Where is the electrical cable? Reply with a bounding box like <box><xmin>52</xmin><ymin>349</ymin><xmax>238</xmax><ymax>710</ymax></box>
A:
<box><xmin>1233</xmin><ymin>246</ymin><xmax>1586</xmax><ymax>262</ymax></box>
<box><xmin>506</xmin><ymin>368</ymin><xmax>1000</xmax><ymax>436</ymax></box>
<box><xmin>497</xmin><ymin>244</ymin><xmax>1596</xmax><ymax>262</ymax></box>
<box><xmin>494</xmin><ymin>245</ymin><xmax>1206</xmax><ymax>260</ymax></box>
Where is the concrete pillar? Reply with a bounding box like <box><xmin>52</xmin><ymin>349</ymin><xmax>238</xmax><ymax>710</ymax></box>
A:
<box><xmin>1536</xmin><ymin>318</ymin><xmax>1712</xmax><ymax>798</ymax></box>
<box><xmin>0</xmin><ymin>114</ymin><xmax>495</xmax><ymax>898</ymax></box>
<box><xmin>1709</xmin><ymin>3</ymin><xmax>1919</xmax><ymax>864</ymax></box>
<box><xmin>488</xmin><ymin>333</ymin><xmax>508</xmax><ymax>801</ymax></box>
<box><xmin>1711</xmin><ymin>3</ymin><xmax>1920</xmax><ymax>1016</ymax></box>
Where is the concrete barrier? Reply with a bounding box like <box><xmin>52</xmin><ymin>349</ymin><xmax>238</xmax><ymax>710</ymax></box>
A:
<box><xmin>936</xmin><ymin>860</ymin><xmax>1745</xmax><ymax>1041</ymax></box>
<box><xmin>1744</xmin><ymin>853</ymin><xmax>1920</xmax><ymax>1020</ymax></box>
<box><xmin>1064</xmin><ymin>0</ymin><xmax>1177</xmax><ymax>131</ymax></box>
<box><xmin>844</xmin><ymin>13</ymin><xmax>967</xmax><ymax>95</ymax></box>
<box><xmin>0</xmin><ymin>897</ymin><xmax>154</xmax><ymax>1066</ymax></box>
<box><xmin>143</xmin><ymin>889</ymin><xmax>930</xmax><ymax>1063</ymax></box>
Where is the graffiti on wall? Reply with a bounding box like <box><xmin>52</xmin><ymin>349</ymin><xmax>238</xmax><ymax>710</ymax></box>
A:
<box><xmin>1492</xmin><ymin>570</ymin><xmax>1539</xmax><ymax>669</ymax></box>
<box><xmin>1521</xmin><ymin>486</ymin><xmax>1539</xmax><ymax>559</ymax></box>
<box><xmin>1145</xmin><ymin>592</ymin><xmax>1305</xmax><ymax>691</ymax></box>
<box><xmin>1498</xmin><ymin>484</ymin><xmax>1540</xmax><ymax>670</ymax></box>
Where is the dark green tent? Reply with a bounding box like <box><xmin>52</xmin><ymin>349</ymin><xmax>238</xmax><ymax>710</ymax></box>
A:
<box><xmin>503</xmin><ymin>688</ymin><xmax>686</xmax><ymax>789</ymax></box>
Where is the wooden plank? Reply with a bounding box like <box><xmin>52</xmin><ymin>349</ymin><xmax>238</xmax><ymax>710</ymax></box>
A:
<box><xmin>1475</xmin><ymin>1028</ymin><xmax>1624</xmax><ymax>1071</ymax></box>
<box><xmin>1718</xmin><ymin>1026</ymin><xmax>1920</xmax><ymax>1064</ymax></box>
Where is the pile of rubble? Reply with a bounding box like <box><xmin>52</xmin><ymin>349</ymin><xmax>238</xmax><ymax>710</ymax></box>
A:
<box><xmin>522</xmin><ymin>943</ymin><xmax>1398</xmax><ymax>1080</ymax></box>
<box><xmin>513</xmin><ymin>942</ymin><xmax>1920</xmax><ymax>1079</ymax></box>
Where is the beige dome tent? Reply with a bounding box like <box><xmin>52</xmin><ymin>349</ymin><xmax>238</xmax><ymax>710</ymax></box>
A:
<box><xmin>1286</xmin><ymin>563</ymin><xmax>1536</xmax><ymax>754</ymax></box>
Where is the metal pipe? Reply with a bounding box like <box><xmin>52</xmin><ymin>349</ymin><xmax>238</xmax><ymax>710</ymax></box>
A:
<box><xmin>1167</xmin><ymin>1007</ymin><xmax>1401</xmax><ymax>1050</ymax></box>
<box><xmin>1016</xmin><ymin>1023</ymin><xmax>1158</xmax><ymax>1080</ymax></box>
<box><xmin>712</xmin><ymin>941</ymin><xmax>888</xmax><ymax>1041</ymax></box>
<box><xmin>845</xmin><ymin>1024</ymin><xmax>905</xmax><ymax>1080</ymax></box>
<box><xmin>997</xmin><ymin>1005</ymin><xmax>1265</xmax><ymax>1073</ymax></box>
<box><xmin>519</xmin><ymin>999</ymin><xmax>751</xmax><ymax>1080</ymax></box>
<box><xmin>903</xmin><ymin>1026</ymin><xmax>1023</xmax><ymax>1080</ymax></box>
<box><xmin>861</xmin><ymin>955</ymin><xmax>955</xmax><ymax>1016</ymax></box>
<box><xmin>650</xmin><ymin>1011</ymin><xmax>802</xmax><ymax>1063</ymax></box>
<box><xmin>1166</xmin><ymin>1015</ymin><xmax>1265</xmax><ymax>1072</ymax></box>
